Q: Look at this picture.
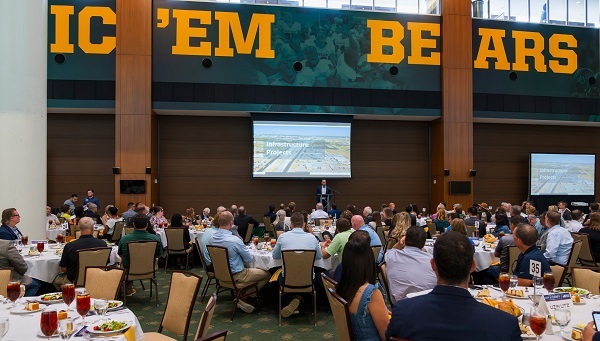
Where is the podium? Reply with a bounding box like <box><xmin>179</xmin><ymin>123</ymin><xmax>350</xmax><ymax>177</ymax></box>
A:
<box><xmin>318</xmin><ymin>193</ymin><xmax>335</xmax><ymax>211</ymax></box>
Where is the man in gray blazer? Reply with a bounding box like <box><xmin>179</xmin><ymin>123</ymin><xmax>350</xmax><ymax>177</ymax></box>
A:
<box><xmin>0</xmin><ymin>240</ymin><xmax>41</xmax><ymax>296</ymax></box>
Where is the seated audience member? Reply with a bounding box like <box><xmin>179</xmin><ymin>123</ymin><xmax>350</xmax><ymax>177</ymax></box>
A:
<box><xmin>433</xmin><ymin>209</ymin><xmax>450</xmax><ymax>234</ymax></box>
<box><xmin>101</xmin><ymin>205</ymin><xmax>122</xmax><ymax>240</ymax></box>
<box><xmin>321</xmin><ymin>218</ymin><xmax>352</xmax><ymax>260</ymax></box>
<box><xmin>84</xmin><ymin>203</ymin><xmax>102</xmax><ymax>224</ymax></box>
<box><xmin>0</xmin><ymin>208</ymin><xmax>24</xmax><ymax>241</ymax></box>
<box><xmin>448</xmin><ymin>218</ymin><xmax>474</xmax><ymax>245</ymax></box>
<box><xmin>337</xmin><ymin>237</ymin><xmax>389</xmax><ymax>341</ymax></box>
<box><xmin>72</xmin><ymin>207</ymin><xmax>85</xmax><ymax>224</ymax></box>
<box><xmin>46</xmin><ymin>205</ymin><xmax>59</xmax><ymax>225</ymax></box>
<box><xmin>464</xmin><ymin>206</ymin><xmax>486</xmax><ymax>237</ymax></box>
<box><xmin>390</xmin><ymin>212</ymin><xmax>411</xmax><ymax>241</ymax></box>
<box><xmin>385</xmin><ymin>226</ymin><xmax>436</xmax><ymax>302</ymax></box>
<box><xmin>382</xmin><ymin>207</ymin><xmax>393</xmax><ymax>227</ymax></box>
<box><xmin>121</xmin><ymin>202</ymin><xmax>136</xmax><ymax>226</ymax></box>
<box><xmin>149</xmin><ymin>206</ymin><xmax>167</xmax><ymax>229</ymax></box>
<box><xmin>514</xmin><ymin>223</ymin><xmax>551</xmax><ymax>286</ymax></box>
<box><xmin>59</xmin><ymin>217</ymin><xmax>108</xmax><ymax>283</ymax></box>
<box><xmin>274</xmin><ymin>209</ymin><xmax>289</xmax><ymax>232</ymax></box>
<box><xmin>272</xmin><ymin>212</ymin><xmax>321</xmax><ymax>318</ymax></box>
<box><xmin>234</xmin><ymin>206</ymin><xmax>260</xmax><ymax>240</ymax></box>
<box><xmin>536</xmin><ymin>212</ymin><xmax>550</xmax><ymax>248</ymax></box>
<box><xmin>167</xmin><ymin>214</ymin><xmax>192</xmax><ymax>269</ymax></box>
<box><xmin>200</xmin><ymin>207</ymin><xmax>211</xmax><ymax>220</ymax></box>
<box><xmin>183</xmin><ymin>208</ymin><xmax>197</xmax><ymax>225</ymax></box>
<box><xmin>199</xmin><ymin>212</ymin><xmax>222</xmax><ymax>272</ymax></box>
<box><xmin>328</xmin><ymin>203</ymin><xmax>342</xmax><ymax>219</ymax></box>
<box><xmin>558</xmin><ymin>201</ymin><xmax>572</xmax><ymax>221</ymax></box>
<box><xmin>0</xmin><ymin>239</ymin><xmax>41</xmax><ymax>296</ymax></box>
<box><xmin>386</xmin><ymin>232</ymin><xmax>521</xmax><ymax>340</ymax></box>
<box><xmin>310</xmin><ymin>203</ymin><xmax>329</xmax><ymax>220</ymax></box>
<box><xmin>566</xmin><ymin>209</ymin><xmax>584</xmax><ymax>232</ymax></box>
<box><xmin>492</xmin><ymin>213</ymin><xmax>511</xmax><ymax>237</ymax></box>
<box><xmin>351</xmin><ymin>215</ymin><xmax>382</xmax><ymax>262</ymax></box>
<box><xmin>363</xmin><ymin>206</ymin><xmax>373</xmax><ymax>225</ymax></box>
<box><xmin>544</xmin><ymin>210</ymin><xmax>573</xmax><ymax>265</ymax></box>
<box><xmin>209</xmin><ymin>211</ymin><xmax>270</xmax><ymax>313</ymax></box>
<box><xmin>478</xmin><ymin>215</ymin><xmax>524</xmax><ymax>284</ymax></box>
<box><xmin>340</xmin><ymin>210</ymin><xmax>353</xmax><ymax>221</ymax></box>
<box><xmin>58</xmin><ymin>204</ymin><xmax>71</xmax><ymax>221</ymax></box>
<box><xmin>579</xmin><ymin>213</ymin><xmax>600</xmax><ymax>262</ymax></box>
<box><xmin>583</xmin><ymin>202</ymin><xmax>599</xmax><ymax>226</ymax></box>
<box><xmin>287</xmin><ymin>202</ymin><xmax>296</xmax><ymax>214</ymax></box>
<box><xmin>263</xmin><ymin>204</ymin><xmax>277</xmax><ymax>223</ymax></box>
<box><xmin>118</xmin><ymin>214</ymin><xmax>163</xmax><ymax>296</ymax></box>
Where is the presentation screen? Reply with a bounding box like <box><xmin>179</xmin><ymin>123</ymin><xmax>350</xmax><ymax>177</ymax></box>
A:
<box><xmin>530</xmin><ymin>153</ymin><xmax>595</xmax><ymax>196</ymax></box>
<box><xmin>253</xmin><ymin>121</ymin><xmax>351</xmax><ymax>178</ymax></box>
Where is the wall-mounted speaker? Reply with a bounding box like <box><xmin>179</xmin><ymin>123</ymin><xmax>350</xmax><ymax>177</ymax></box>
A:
<box><xmin>444</xmin><ymin>169</ymin><xmax>450</xmax><ymax>176</ymax></box>
<box><xmin>469</xmin><ymin>169</ymin><xmax>477</xmax><ymax>177</ymax></box>
<box><xmin>112</xmin><ymin>167</ymin><xmax>120</xmax><ymax>175</ymax></box>
<box><xmin>145</xmin><ymin>167</ymin><xmax>151</xmax><ymax>174</ymax></box>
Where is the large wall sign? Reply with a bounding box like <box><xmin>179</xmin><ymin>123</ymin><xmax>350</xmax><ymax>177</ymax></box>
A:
<box><xmin>152</xmin><ymin>0</ymin><xmax>441</xmax><ymax>115</ymax></box>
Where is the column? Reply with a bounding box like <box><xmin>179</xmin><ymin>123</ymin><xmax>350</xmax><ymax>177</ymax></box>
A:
<box><xmin>0</xmin><ymin>0</ymin><xmax>48</xmax><ymax>240</ymax></box>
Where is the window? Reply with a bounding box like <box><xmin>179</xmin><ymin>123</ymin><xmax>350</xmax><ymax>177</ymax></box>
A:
<box><xmin>588</xmin><ymin>0</ymin><xmax>599</xmax><ymax>26</ymax></box>
<box><xmin>549</xmin><ymin>0</ymin><xmax>566</xmax><ymax>24</ymax></box>
<box><xmin>397</xmin><ymin>0</ymin><xmax>419</xmax><ymax>13</ymax></box>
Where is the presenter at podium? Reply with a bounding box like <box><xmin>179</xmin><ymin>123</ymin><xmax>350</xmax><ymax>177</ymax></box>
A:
<box><xmin>316</xmin><ymin>179</ymin><xmax>332</xmax><ymax>209</ymax></box>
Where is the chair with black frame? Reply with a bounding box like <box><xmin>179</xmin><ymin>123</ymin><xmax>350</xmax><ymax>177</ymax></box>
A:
<box><xmin>377</xmin><ymin>262</ymin><xmax>393</xmax><ymax>306</ymax></box>
<box><xmin>207</xmin><ymin>245</ymin><xmax>259</xmax><ymax>321</ymax></box>
<box><xmin>195</xmin><ymin>330</ymin><xmax>228</xmax><ymax>341</ymax></box>
<box><xmin>144</xmin><ymin>271</ymin><xmax>202</xmax><ymax>341</ymax></box>
<box><xmin>126</xmin><ymin>240</ymin><xmax>159</xmax><ymax>306</ymax></box>
<box><xmin>243</xmin><ymin>223</ymin><xmax>255</xmax><ymax>244</ymax></box>
<box><xmin>507</xmin><ymin>245</ymin><xmax>520</xmax><ymax>275</ymax></box>
<box><xmin>279</xmin><ymin>250</ymin><xmax>317</xmax><ymax>326</ymax></box>
<box><xmin>84</xmin><ymin>266</ymin><xmax>127</xmax><ymax>301</ymax></box>
<box><xmin>110</xmin><ymin>221</ymin><xmax>124</xmax><ymax>242</ymax></box>
<box><xmin>75</xmin><ymin>247</ymin><xmax>112</xmax><ymax>287</ymax></box>
<box><xmin>325</xmin><ymin>287</ymin><xmax>354</xmax><ymax>341</ymax></box>
<box><xmin>164</xmin><ymin>228</ymin><xmax>193</xmax><ymax>272</ymax></box>
<box><xmin>372</xmin><ymin>246</ymin><xmax>382</xmax><ymax>265</ymax></box>
<box><xmin>194</xmin><ymin>239</ymin><xmax>216</xmax><ymax>303</ymax></box>
<box><xmin>571</xmin><ymin>232</ymin><xmax>597</xmax><ymax>266</ymax></box>
<box><xmin>194</xmin><ymin>293</ymin><xmax>217</xmax><ymax>340</ymax></box>
<box><xmin>321</xmin><ymin>273</ymin><xmax>337</xmax><ymax>307</ymax></box>
<box><xmin>563</xmin><ymin>240</ymin><xmax>583</xmax><ymax>285</ymax></box>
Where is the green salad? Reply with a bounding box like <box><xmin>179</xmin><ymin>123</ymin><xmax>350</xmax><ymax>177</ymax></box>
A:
<box><xmin>555</xmin><ymin>287</ymin><xmax>589</xmax><ymax>295</ymax></box>
<box><xmin>93</xmin><ymin>320</ymin><xmax>128</xmax><ymax>332</ymax></box>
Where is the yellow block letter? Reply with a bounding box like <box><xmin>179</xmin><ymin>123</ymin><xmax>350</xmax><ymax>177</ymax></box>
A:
<box><xmin>171</xmin><ymin>9</ymin><xmax>211</xmax><ymax>56</ymax></box>
<box><xmin>366</xmin><ymin>20</ymin><xmax>404</xmax><ymax>64</ymax></box>
<box><xmin>549</xmin><ymin>34</ymin><xmax>577</xmax><ymax>74</ymax></box>
<box><xmin>50</xmin><ymin>5</ymin><xmax>74</xmax><ymax>54</ymax></box>
<box><xmin>78</xmin><ymin>7</ymin><xmax>116</xmax><ymax>54</ymax></box>
<box><xmin>473</xmin><ymin>28</ymin><xmax>510</xmax><ymax>70</ymax></box>
<box><xmin>407</xmin><ymin>22</ymin><xmax>440</xmax><ymax>65</ymax></box>
<box><xmin>214</xmin><ymin>12</ymin><xmax>274</xmax><ymax>58</ymax></box>
<box><xmin>512</xmin><ymin>30</ymin><xmax>547</xmax><ymax>72</ymax></box>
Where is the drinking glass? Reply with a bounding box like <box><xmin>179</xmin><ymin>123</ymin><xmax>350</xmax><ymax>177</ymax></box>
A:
<box><xmin>554</xmin><ymin>307</ymin><xmax>571</xmax><ymax>335</ymax></box>
<box><xmin>58</xmin><ymin>317</ymin><xmax>73</xmax><ymax>341</ymax></box>
<box><xmin>270</xmin><ymin>239</ymin><xmax>276</xmax><ymax>248</ymax></box>
<box><xmin>509</xmin><ymin>275</ymin><xmax>518</xmax><ymax>289</ymax></box>
<box><xmin>76</xmin><ymin>293</ymin><xmax>90</xmax><ymax>324</ymax></box>
<box><xmin>529</xmin><ymin>306</ymin><xmax>547</xmax><ymax>340</ymax></box>
<box><xmin>252</xmin><ymin>236</ymin><xmax>259</xmax><ymax>247</ymax></box>
<box><xmin>37</xmin><ymin>241</ymin><xmax>45</xmax><ymax>254</ymax></box>
<box><xmin>543</xmin><ymin>271</ymin><xmax>555</xmax><ymax>291</ymax></box>
<box><xmin>94</xmin><ymin>299</ymin><xmax>109</xmax><ymax>323</ymax></box>
<box><xmin>40</xmin><ymin>310</ymin><xmax>58</xmax><ymax>340</ymax></box>
<box><xmin>6</xmin><ymin>282</ymin><xmax>20</xmax><ymax>307</ymax></box>
<box><xmin>56</xmin><ymin>234</ymin><xmax>64</xmax><ymax>247</ymax></box>
<box><xmin>21</xmin><ymin>235</ymin><xmax>28</xmax><ymax>246</ymax></box>
<box><xmin>62</xmin><ymin>284</ymin><xmax>75</xmax><ymax>311</ymax></box>
<box><xmin>0</xmin><ymin>317</ymin><xmax>9</xmax><ymax>340</ymax></box>
<box><xmin>498</xmin><ymin>272</ymin><xmax>510</xmax><ymax>300</ymax></box>
<box><xmin>534</xmin><ymin>276</ymin><xmax>544</xmax><ymax>291</ymax></box>
<box><xmin>474</xmin><ymin>221</ymin><xmax>480</xmax><ymax>237</ymax></box>
<box><xmin>263</xmin><ymin>233</ymin><xmax>269</xmax><ymax>244</ymax></box>
<box><xmin>18</xmin><ymin>285</ymin><xmax>25</xmax><ymax>303</ymax></box>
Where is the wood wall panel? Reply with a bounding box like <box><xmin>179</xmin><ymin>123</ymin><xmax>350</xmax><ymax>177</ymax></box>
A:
<box><xmin>116</xmin><ymin>0</ymin><xmax>151</xmax><ymax>56</ymax></box>
<box><xmin>473</xmin><ymin>123</ymin><xmax>600</xmax><ymax>209</ymax></box>
<box><xmin>47</xmin><ymin>114</ymin><xmax>115</xmax><ymax>210</ymax></box>
<box><xmin>158</xmin><ymin>116</ymin><xmax>430</xmax><ymax>216</ymax></box>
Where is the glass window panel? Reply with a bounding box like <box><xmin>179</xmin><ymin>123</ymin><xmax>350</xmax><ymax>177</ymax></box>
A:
<box><xmin>328</xmin><ymin>0</ymin><xmax>351</xmax><ymax>9</ymax></box>
<box><xmin>530</xmin><ymin>0</ymin><xmax>548</xmax><ymax>23</ymax></box>
<box><xmin>549</xmin><ymin>0</ymin><xmax>566</xmax><ymax>24</ymax></box>
<box><xmin>489</xmin><ymin>0</ymin><xmax>509</xmax><ymax>20</ymax></box>
<box><xmin>588</xmin><ymin>0</ymin><xmax>599</xmax><ymax>27</ymax></box>
<box><xmin>568</xmin><ymin>0</ymin><xmax>586</xmax><ymax>25</ymax></box>
<box><xmin>351</xmin><ymin>0</ymin><xmax>374</xmax><ymax>11</ymax></box>
<box><xmin>397</xmin><ymin>0</ymin><xmax>418</xmax><ymax>13</ymax></box>
<box><xmin>510</xmin><ymin>0</ymin><xmax>530</xmax><ymax>21</ymax></box>
<box><xmin>420</xmin><ymin>0</ymin><xmax>439</xmax><ymax>14</ymax></box>
<box><xmin>279</xmin><ymin>0</ymin><xmax>300</xmax><ymax>5</ymax></box>
<box><xmin>374</xmin><ymin>0</ymin><xmax>396</xmax><ymax>12</ymax></box>
<box><xmin>304</xmin><ymin>0</ymin><xmax>327</xmax><ymax>7</ymax></box>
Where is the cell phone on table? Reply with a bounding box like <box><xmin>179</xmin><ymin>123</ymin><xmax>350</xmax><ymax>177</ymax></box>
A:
<box><xmin>592</xmin><ymin>311</ymin><xmax>600</xmax><ymax>330</ymax></box>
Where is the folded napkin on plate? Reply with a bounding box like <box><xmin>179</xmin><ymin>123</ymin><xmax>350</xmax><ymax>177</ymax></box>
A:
<box><xmin>123</xmin><ymin>326</ymin><xmax>136</xmax><ymax>341</ymax></box>
<box><xmin>489</xmin><ymin>261</ymin><xmax>500</xmax><ymax>266</ymax></box>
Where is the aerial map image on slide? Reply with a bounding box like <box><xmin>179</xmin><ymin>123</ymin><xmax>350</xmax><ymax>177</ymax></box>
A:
<box><xmin>253</xmin><ymin>122</ymin><xmax>351</xmax><ymax>178</ymax></box>
<box><xmin>530</xmin><ymin>154</ymin><xmax>595</xmax><ymax>195</ymax></box>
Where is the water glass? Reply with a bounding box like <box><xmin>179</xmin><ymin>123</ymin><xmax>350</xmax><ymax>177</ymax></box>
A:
<box><xmin>58</xmin><ymin>318</ymin><xmax>73</xmax><ymax>340</ymax></box>
<box><xmin>94</xmin><ymin>299</ymin><xmax>109</xmax><ymax>322</ymax></box>
<box><xmin>554</xmin><ymin>307</ymin><xmax>571</xmax><ymax>334</ymax></box>
<box><xmin>509</xmin><ymin>275</ymin><xmax>518</xmax><ymax>289</ymax></box>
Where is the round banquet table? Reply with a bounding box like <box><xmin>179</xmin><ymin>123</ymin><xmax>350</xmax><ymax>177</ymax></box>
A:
<box><xmin>22</xmin><ymin>246</ymin><xmax>120</xmax><ymax>283</ymax></box>
<box><xmin>46</xmin><ymin>227</ymin><xmax>68</xmax><ymax>242</ymax></box>
<box><xmin>247</xmin><ymin>246</ymin><xmax>339</xmax><ymax>271</ymax></box>
<box><xmin>0</xmin><ymin>298</ymin><xmax>143</xmax><ymax>340</ymax></box>
<box><xmin>424</xmin><ymin>239</ymin><xmax>498</xmax><ymax>272</ymax></box>
<box><xmin>155</xmin><ymin>228</ymin><xmax>203</xmax><ymax>248</ymax></box>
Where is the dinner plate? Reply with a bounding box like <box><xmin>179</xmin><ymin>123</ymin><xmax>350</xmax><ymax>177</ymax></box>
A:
<box><xmin>562</xmin><ymin>329</ymin><xmax>577</xmax><ymax>340</ymax></box>
<box><xmin>36</xmin><ymin>329</ymin><xmax>60</xmax><ymax>338</ymax></box>
<box><xmin>554</xmin><ymin>287</ymin><xmax>591</xmax><ymax>295</ymax></box>
<box><xmin>107</xmin><ymin>300</ymin><xmax>124</xmax><ymax>311</ymax></box>
<box><xmin>88</xmin><ymin>321</ymin><xmax>130</xmax><ymax>334</ymax></box>
<box><xmin>10</xmin><ymin>305</ymin><xmax>46</xmax><ymax>314</ymax></box>
<box><xmin>573</xmin><ymin>300</ymin><xmax>586</xmax><ymax>305</ymax></box>
<box><xmin>37</xmin><ymin>293</ymin><xmax>63</xmax><ymax>304</ymax></box>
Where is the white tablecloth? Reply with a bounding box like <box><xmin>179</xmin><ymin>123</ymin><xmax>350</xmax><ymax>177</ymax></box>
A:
<box><xmin>23</xmin><ymin>246</ymin><xmax>120</xmax><ymax>283</ymax></box>
<box><xmin>248</xmin><ymin>247</ymin><xmax>339</xmax><ymax>271</ymax></box>
<box><xmin>156</xmin><ymin>229</ymin><xmax>203</xmax><ymax>248</ymax></box>
<box><xmin>0</xmin><ymin>299</ymin><xmax>143</xmax><ymax>340</ymax></box>
<box><xmin>46</xmin><ymin>227</ymin><xmax>68</xmax><ymax>242</ymax></box>
<box><xmin>424</xmin><ymin>240</ymin><xmax>498</xmax><ymax>272</ymax></box>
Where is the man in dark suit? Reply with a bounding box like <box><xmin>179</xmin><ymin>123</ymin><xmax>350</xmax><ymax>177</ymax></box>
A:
<box><xmin>464</xmin><ymin>206</ymin><xmax>487</xmax><ymax>237</ymax></box>
<box><xmin>263</xmin><ymin>204</ymin><xmax>277</xmax><ymax>223</ymax></box>
<box><xmin>233</xmin><ymin>206</ymin><xmax>260</xmax><ymax>241</ymax></box>
<box><xmin>315</xmin><ymin>179</ymin><xmax>331</xmax><ymax>208</ymax></box>
<box><xmin>386</xmin><ymin>231</ymin><xmax>522</xmax><ymax>340</ymax></box>
<box><xmin>83</xmin><ymin>203</ymin><xmax>102</xmax><ymax>224</ymax></box>
<box><xmin>0</xmin><ymin>208</ymin><xmax>24</xmax><ymax>241</ymax></box>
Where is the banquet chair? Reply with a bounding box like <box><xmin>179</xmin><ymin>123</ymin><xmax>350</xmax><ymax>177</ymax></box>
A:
<box><xmin>75</xmin><ymin>247</ymin><xmax>112</xmax><ymax>287</ymax></box>
<box><xmin>507</xmin><ymin>246</ymin><xmax>520</xmax><ymax>275</ymax></box>
<box><xmin>326</xmin><ymin>288</ymin><xmax>355</xmax><ymax>341</ymax></box>
<box><xmin>124</xmin><ymin>227</ymin><xmax>135</xmax><ymax>235</ymax></box>
<box><xmin>427</xmin><ymin>222</ymin><xmax>437</xmax><ymax>237</ymax></box>
<box><xmin>144</xmin><ymin>271</ymin><xmax>202</xmax><ymax>341</ymax></box>
<box><xmin>110</xmin><ymin>221</ymin><xmax>124</xmax><ymax>242</ymax></box>
<box><xmin>279</xmin><ymin>250</ymin><xmax>317</xmax><ymax>326</ymax></box>
<box><xmin>572</xmin><ymin>266</ymin><xmax>600</xmax><ymax>295</ymax></box>
<box><xmin>551</xmin><ymin>264</ymin><xmax>567</xmax><ymax>287</ymax></box>
<box><xmin>276</xmin><ymin>230</ymin><xmax>284</xmax><ymax>239</ymax></box>
<box><xmin>571</xmin><ymin>233</ymin><xmax>597</xmax><ymax>266</ymax></box>
<box><xmin>194</xmin><ymin>293</ymin><xmax>217</xmax><ymax>339</ymax></box>
<box><xmin>383</xmin><ymin>230</ymin><xmax>390</xmax><ymax>239</ymax></box>
<box><xmin>314</xmin><ymin>218</ymin><xmax>321</xmax><ymax>227</ymax></box>
<box><xmin>376</xmin><ymin>226</ymin><xmax>386</xmax><ymax>247</ymax></box>
<box><xmin>164</xmin><ymin>228</ymin><xmax>193</xmax><ymax>272</ymax></box>
<box><xmin>321</xmin><ymin>273</ymin><xmax>337</xmax><ymax>297</ymax></box>
<box><xmin>194</xmin><ymin>239</ymin><xmax>216</xmax><ymax>303</ymax></box>
<box><xmin>0</xmin><ymin>269</ymin><xmax>11</xmax><ymax>297</ymax></box>
<box><xmin>84</xmin><ymin>266</ymin><xmax>127</xmax><ymax>301</ymax></box>
<box><xmin>195</xmin><ymin>330</ymin><xmax>228</xmax><ymax>341</ymax></box>
<box><xmin>69</xmin><ymin>224</ymin><xmax>79</xmax><ymax>237</ymax></box>
<box><xmin>466</xmin><ymin>225</ymin><xmax>476</xmax><ymax>238</ymax></box>
<box><xmin>372</xmin><ymin>246</ymin><xmax>382</xmax><ymax>264</ymax></box>
<box><xmin>243</xmin><ymin>223</ymin><xmax>255</xmax><ymax>244</ymax></box>
<box><xmin>377</xmin><ymin>262</ymin><xmax>394</xmax><ymax>306</ymax></box>
<box><xmin>126</xmin><ymin>240</ymin><xmax>159</xmax><ymax>306</ymax></box>
<box><xmin>384</xmin><ymin>237</ymin><xmax>398</xmax><ymax>255</ymax></box>
<box><xmin>207</xmin><ymin>245</ymin><xmax>259</xmax><ymax>321</ymax></box>
<box><xmin>563</xmin><ymin>240</ymin><xmax>583</xmax><ymax>285</ymax></box>
<box><xmin>264</xmin><ymin>220</ymin><xmax>276</xmax><ymax>238</ymax></box>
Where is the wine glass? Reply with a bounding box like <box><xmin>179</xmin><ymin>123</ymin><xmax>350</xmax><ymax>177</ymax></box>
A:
<box><xmin>94</xmin><ymin>299</ymin><xmax>109</xmax><ymax>323</ymax></box>
<box><xmin>543</xmin><ymin>271</ymin><xmax>555</xmax><ymax>291</ymax></box>
<box><xmin>18</xmin><ymin>285</ymin><xmax>25</xmax><ymax>303</ymax></box>
<box><xmin>6</xmin><ymin>282</ymin><xmax>20</xmax><ymax>308</ymax></box>
<box><xmin>509</xmin><ymin>275</ymin><xmax>518</xmax><ymax>289</ymax></box>
<box><xmin>554</xmin><ymin>307</ymin><xmax>571</xmax><ymax>336</ymax></box>
<box><xmin>62</xmin><ymin>284</ymin><xmax>75</xmax><ymax>311</ymax></box>
<box><xmin>76</xmin><ymin>292</ymin><xmax>91</xmax><ymax>325</ymax></box>
<box><xmin>263</xmin><ymin>233</ymin><xmax>269</xmax><ymax>245</ymax></box>
<box><xmin>58</xmin><ymin>317</ymin><xmax>73</xmax><ymax>341</ymax></box>
<box><xmin>0</xmin><ymin>317</ymin><xmax>9</xmax><ymax>340</ymax></box>
<box><xmin>529</xmin><ymin>306</ymin><xmax>547</xmax><ymax>340</ymax></box>
<box><xmin>21</xmin><ymin>235</ymin><xmax>28</xmax><ymax>246</ymax></box>
<box><xmin>40</xmin><ymin>310</ymin><xmax>58</xmax><ymax>340</ymax></box>
<box><xmin>498</xmin><ymin>272</ymin><xmax>510</xmax><ymax>300</ymax></box>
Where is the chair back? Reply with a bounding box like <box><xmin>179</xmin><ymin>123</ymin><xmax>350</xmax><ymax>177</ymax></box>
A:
<box><xmin>427</xmin><ymin>222</ymin><xmax>437</xmax><ymax>235</ymax></box>
<box><xmin>373</xmin><ymin>212</ymin><xmax>382</xmax><ymax>228</ymax></box>
<box><xmin>567</xmin><ymin>240</ymin><xmax>583</xmax><ymax>269</ymax></box>
<box><xmin>159</xmin><ymin>271</ymin><xmax>202</xmax><ymax>340</ymax></box>
<box><xmin>572</xmin><ymin>267</ymin><xmax>600</xmax><ymax>295</ymax></box>
<box><xmin>507</xmin><ymin>246</ymin><xmax>520</xmax><ymax>275</ymax></box>
<box><xmin>0</xmin><ymin>269</ymin><xmax>11</xmax><ymax>297</ymax></box>
<box><xmin>551</xmin><ymin>265</ymin><xmax>567</xmax><ymax>287</ymax></box>
<box><xmin>276</xmin><ymin>230</ymin><xmax>284</xmax><ymax>240</ymax></box>
<box><xmin>385</xmin><ymin>237</ymin><xmax>398</xmax><ymax>254</ymax></box>
<box><xmin>466</xmin><ymin>225</ymin><xmax>476</xmax><ymax>238</ymax></box>
<box><xmin>69</xmin><ymin>224</ymin><xmax>79</xmax><ymax>237</ymax></box>
<box><xmin>264</xmin><ymin>218</ymin><xmax>275</xmax><ymax>237</ymax></box>
<box><xmin>196</xmin><ymin>330</ymin><xmax>228</xmax><ymax>341</ymax></box>
<box><xmin>195</xmin><ymin>293</ymin><xmax>217</xmax><ymax>339</ymax></box>
<box><xmin>243</xmin><ymin>223</ymin><xmax>255</xmax><ymax>244</ymax></box>
<box><xmin>206</xmin><ymin>245</ymin><xmax>236</xmax><ymax>287</ymax></box>
<box><xmin>383</xmin><ymin>229</ymin><xmax>390</xmax><ymax>239</ymax></box>
<box><xmin>572</xmin><ymin>233</ymin><xmax>597</xmax><ymax>266</ymax></box>
<box><xmin>376</xmin><ymin>226</ymin><xmax>386</xmax><ymax>247</ymax></box>
<box><xmin>194</xmin><ymin>239</ymin><xmax>211</xmax><ymax>274</ymax></box>
<box><xmin>372</xmin><ymin>246</ymin><xmax>382</xmax><ymax>263</ymax></box>
<box><xmin>75</xmin><ymin>247</ymin><xmax>112</xmax><ymax>287</ymax></box>
<box><xmin>281</xmin><ymin>250</ymin><xmax>316</xmax><ymax>294</ymax></box>
<box><xmin>165</xmin><ymin>228</ymin><xmax>186</xmax><ymax>252</ymax></box>
<box><xmin>378</xmin><ymin>262</ymin><xmax>393</xmax><ymax>305</ymax></box>
<box><xmin>84</xmin><ymin>266</ymin><xmax>127</xmax><ymax>300</ymax></box>
<box><xmin>124</xmin><ymin>227</ymin><xmax>134</xmax><ymax>235</ymax></box>
<box><xmin>110</xmin><ymin>221</ymin><xmax>124</xmax><ymax>242</ymax></box>
<box><xmin>126</xmin><ymin>241</ymin><xmax>158</xmax><ymax>280</ymax></box>
<box><xmin>326</xmin><ymin>288</ymin><xmax>355</xmax><ymax>341</ymax></box>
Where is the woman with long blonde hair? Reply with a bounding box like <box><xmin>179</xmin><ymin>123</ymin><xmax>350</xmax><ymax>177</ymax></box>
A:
<box><xmin>391</xmin><ymin>212</ymin><xmax>411</xmax><ymax>240</ymax></box>
<box><xmin>433</xmin><ymin>209</ymin><xmax>450</xmax><ymax>234</ymax></box>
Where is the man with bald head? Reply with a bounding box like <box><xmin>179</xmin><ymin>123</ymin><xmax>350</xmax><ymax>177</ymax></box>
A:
<box><xmin>208</xmin><ymin>211</ymin><xmax>270</xmax><ymax>314</ymax></box>
<box><xmin>310</xmin><ymin>203</ymin><xmax>329</xmax><ymax>220</ymax></box>
<box><xmin>59</xmin><ymin>217</ymin><xmax>107</xmax><ymax>283</ymax></box>
<box><xmin>351</xmin><ymin>215</ymin><xmax>382</xmax><ymax>262</ymax></box>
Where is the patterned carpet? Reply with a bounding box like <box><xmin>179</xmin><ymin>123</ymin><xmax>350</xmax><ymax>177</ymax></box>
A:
<box><xmin>126</xmin><ymin>265</ymin><xmax>337</xmax><ymax>340</ymax></box>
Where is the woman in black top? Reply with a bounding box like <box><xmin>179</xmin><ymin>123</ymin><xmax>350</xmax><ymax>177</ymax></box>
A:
<box><xmin>579</xmin><ymin>213</ymin><xmax>600</xmax><ymax>262</ymax></box>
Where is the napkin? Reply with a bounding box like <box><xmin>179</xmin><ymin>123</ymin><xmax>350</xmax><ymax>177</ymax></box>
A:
<box><xmin>123</xmin><ymin>326</ymin><xmax>136</xmax><ymax>341</ymax></box>
<box><xmin>269</xmin><ymin>268</ymin><xmax>283</xmax><ymax>283</ymax></box>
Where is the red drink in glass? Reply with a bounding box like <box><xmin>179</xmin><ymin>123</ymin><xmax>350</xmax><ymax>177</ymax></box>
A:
<box><xmin>543</xmin><ymin>272</ymin><xmax>555</xmax><ymax>291</ymax></box>
<box><xmin>203</xmin><ymin>221</ymin><xmax>207</xmax><ymax>228</ymax></box>
<box><xmin>40</xmin><ymin>310</ymin><xmax>58</xmax><ymax>338</ymax></box>
<box><xmin>253</xmin><ymin>237</ymin><xmax>259</xmax><ymax>246</ymax></box>
<box><xmin>62</xmin><ymin>284</ymin><xmax>75</xmax><ymax>307</ymax></box>
<box><xmin>56</xmin><ymin>234</ymin><xmax>64</xmax><ymax>244</ymax></box>
<box><xmin>21</xmin><ymin>236</ymin><xmax>28</xmax><ymax>245</ymax></box>
<box><xmin>48</xmin><ymin>219</ymin><xmax>53</xmax><ymax>225</ymax></box>
<box><xmin>76</xmin><ymin>294</ymin><xmax>91</xmax><ymax>317</ymax></box>
<box><xmin>270</xmin><ymin>239</ymin><xmax>276</xmax><ymax>247</ymax></box>
<box><xmin>529</xmin><ymin>315</ymin><xmax>547</xmax><ymax>336</ymax></box>
<box><xmin>263</xmin><ymin>234</ymin><xmax>269</xmax><ymax>243</ymax></box>
<box><xmin>37</xmin><ymin>242</ymin><xmax>45</xmax><ymax>253</ymax></box>
<box><xmin>7</xmin><ymin>282</ymin><xmax>20</xmax><ymax>303</ymax></box>
<box><xmin>498</xmin><ymin>274</ymin><xmax>511</xmax><ymax>292</ymax></box>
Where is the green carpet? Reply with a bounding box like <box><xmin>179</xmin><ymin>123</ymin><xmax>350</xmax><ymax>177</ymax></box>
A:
<box><xmin>126</xmin><ymin>265</ymin><xmax>337</xmax><ymax>340</ymax></box>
